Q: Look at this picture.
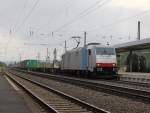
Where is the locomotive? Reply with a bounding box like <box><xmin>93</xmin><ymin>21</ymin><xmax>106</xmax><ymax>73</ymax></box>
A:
<box><xmin>61</xmin><ymin>43</ymin><xmax>117</xmax><ymax>77</ymax></box>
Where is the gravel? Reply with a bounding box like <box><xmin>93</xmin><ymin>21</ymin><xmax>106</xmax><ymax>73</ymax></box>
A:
<box><xmin>11</xmin><ymin>74</ymin><xmax>96</xmax><ymax>113</ymax></box>
<box><xmin>11</xmin><ymin>71</ymin><xmax>150</xmax><ymax>113</ymax></box>
<box><xmin>6</xmin><ymin>74</ymin><xmax>48</xmax><ymax>113</ymax></box>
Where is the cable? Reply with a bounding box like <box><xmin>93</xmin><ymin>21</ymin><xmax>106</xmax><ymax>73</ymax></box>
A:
<box><xmin>15</xmin><ymin>0</ymin><xmax>40</xmax><ymax>32</ymax></box>
<box><xmin>24</xmin><ymin>43</ymin><xmax>57</xmax><ymax>46</ymax></box>
<box><xmin>55</xmin><ymin>0</ymin><xmax>108</xmax><ymax>31</ymax></box>
<box><xmin>89</xmin><ymin>9</ymin><xmax>150</xmax><ymax>31</ymax></box>
<box><xmin>75</xmin><ymin>0</ymin><xmax>111</xmax><ymax>20</ymax></box>
<box><xmin>4</xmin><ymin>0</ymin><xmax>40</xmax><ymax>61</ymax></box>
<box><xmin>32</xmin><ymin>0</ymin><xmax>110</xmax><ymax>38</ymax></box>
<box><xmin>41</xmin><ymin>0</ymin><xmax>73</xmax><ymax>29</ymax></box>
<box><xmin>13</xmin><ymin>0</ymin><xmax>29</xmax><ymax>32</ymax></box>
<box><xmin>55</xmin><ymin>0</ymin><xmax>111</xmax><ymax>31</ymax></box>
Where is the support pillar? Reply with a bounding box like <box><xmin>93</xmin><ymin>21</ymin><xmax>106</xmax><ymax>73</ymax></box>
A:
<box><xmin>129</xmin><ymin>50</ymin><xmax>132</xmax><ymax>72</ymax></box>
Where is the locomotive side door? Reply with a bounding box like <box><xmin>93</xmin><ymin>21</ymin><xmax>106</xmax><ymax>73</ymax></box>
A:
<box><xmin>87</xmin><ymin>49</ymin><xmax>93</xmax><ymax>72</ymax></box>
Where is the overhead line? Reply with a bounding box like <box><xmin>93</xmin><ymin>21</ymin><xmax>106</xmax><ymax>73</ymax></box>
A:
<box><xmin>41</xmin><ymin>0</ymin><xmax>73</xmax><ymax>29</ymax></box>
<box><xmin>75</xmin><ymin>0</ymin><xmax>111</xmax><ymax>20</ymax></box>
<box><xmin>55</xmin><ymin>0</ymin><xmax>110</xmax><ymax>32</ymax></box>
<box><xmin>89</xmin><ymin>9</ymin><xmax>150</xmax><ymax>31</ymax></box>
<box><xmin>13</xmin><ymin>0</ymin><xmax>29</xmax><ymax>32</ymax></box>
<box><xmin>15</xmin><ymin>0</ymin><xmax>40</xmax><ymax>32</ymax></box>
<box><xmin>4</xmin><ymin>0</ymin><xmax>40</xmax><ymax>60</ymax></box>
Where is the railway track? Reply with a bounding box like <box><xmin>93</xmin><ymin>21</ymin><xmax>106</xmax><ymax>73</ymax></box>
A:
<box><xmin>9</xmin><ymin>69</ymin><xmax>150</xmax><ymax>103</ymax></box>
<box><xmin>5</xmin><ymin>71</ymin><xmax>109</xmax><ymax>113</ymax></box>
<box><xmin>14</xmin><ymin>68</ymin><xmax>150</xmax><ymax>88</ymax></box>
<box><xmin>103</xmin><ymin>79</ymin><xmax>150</xmax><ymax>88</ymax></box>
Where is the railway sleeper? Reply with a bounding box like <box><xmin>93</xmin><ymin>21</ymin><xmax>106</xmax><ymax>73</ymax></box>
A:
<box><xmin>56</xmin><ymin>109</ymin><xmax>88</xmax><ymax>112</ymax></box>
<box><xmin>51</xmin><ymin>105</ymin><xmax>82</xmax><ymax>108</ymax></box>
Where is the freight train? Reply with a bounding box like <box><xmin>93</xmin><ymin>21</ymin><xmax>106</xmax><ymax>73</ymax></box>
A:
<box><xmin>15</xmin><ymin>43</ymin><xmax>118</xmax><ymax>78</ymax></box>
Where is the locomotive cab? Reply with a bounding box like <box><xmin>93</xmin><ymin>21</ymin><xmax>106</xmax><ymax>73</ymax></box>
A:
<box><xmin>95</xmin><ymin>47</ymin><xmax>117</xmax><ymax>74</ymax></box>
<box><xmin>86</xmin><ymin>43</ymin><xmax>117</xmax><ymax>75</ymax></box>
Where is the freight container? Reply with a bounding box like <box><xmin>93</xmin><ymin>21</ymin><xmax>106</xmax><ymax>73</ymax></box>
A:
<box><xmin>26</xmin><ymin>60</ymin><xmax>38</xmax><ymax>68</ymax></box>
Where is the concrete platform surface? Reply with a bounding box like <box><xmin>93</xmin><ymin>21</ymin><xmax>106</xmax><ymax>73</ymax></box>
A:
<box><xmin>119</xmin><ymin>72</ymin><xmax>150</xmax><ymax>83</ymax></box>
<box><xmin>0</xmin><ymin>75</ymin><xmax>32</xmax><ymax>113</ymax></box>
<box><xmin>119</xmin><ymin>72</ymin><xmax>150</xmax><ymax>78</ymax></box>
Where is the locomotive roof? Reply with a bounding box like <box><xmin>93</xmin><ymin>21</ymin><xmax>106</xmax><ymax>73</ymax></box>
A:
<box><xmin>86</xmin><ymin>44</ymin><xmax>113</xmax><ymax>49</ymax></box>
<box><xmin>64</xmin><ymin>47</ymin><xmax>82</xmax><ymax>54</ymax></box>
<box><xmin>63</xmin><ymin>44</ymin><xmax>114</xmax><ymax>55</ymax></box>
<box><xmin>86</xmin><ymin>43</ymin><xmax>101</xmax><ymax>46</ymax></box>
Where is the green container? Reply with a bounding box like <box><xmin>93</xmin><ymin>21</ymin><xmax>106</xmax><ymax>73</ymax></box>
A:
<box><xmin>26</xmin><ymin>60</ymin><xmax>38</xmax><ymax>68</ymax></box>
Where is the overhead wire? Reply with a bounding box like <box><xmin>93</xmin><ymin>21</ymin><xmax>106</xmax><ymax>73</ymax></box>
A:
<box><xmin>73</xmin><ymin>0</ymin><xmax>111</xmax><ymax>21</ymax></box>
<box><xmin>55</xmin><ymin>0</ymin><xmax>111</xmax><ymax>32</ymax></box>
<box><xmin>51</xmin><ymin>0</ymin><xmax>111</xmax><ymax>50</ymax></box>
<box><xmin>13</xmin><ymin>0</ymin><xmax>29</xmax><ymax>32</ymax></box>
<box><xmin>40</xmin><ymin>0</ymin><xmax>73</xmax><ymax>30</ymax></box>
<box><xmin>89</xmin><ymin>8</ymin><xmax>150</xmax><ymax>31</ymax></box>
<box><xmin>24</xmin><ymin>43</ymin><xmax>59</xmax><ymax>46</ymax></box>
<box><xmin>15</xmin><ymin>0</ymin><xmax>40</xmax><ymax>33</ymax></box>
<box><xmin>32</xmin><ymin>0</ymin><xmax>110</xmax><ymax>39</ymax></box>
<box><xmin>4</xmin><ymin>0</ymin><xmax>40</xmax><ymax>61</ymax></box>
<box><xmin>51</xmin><ymin>0</ymin><xmax>109</xmax><ymax>52</ymax></box>
<box><xmin>31</xmin><ymin>0</ymin><xmax>73</xmax><ymax>37</ymax></box>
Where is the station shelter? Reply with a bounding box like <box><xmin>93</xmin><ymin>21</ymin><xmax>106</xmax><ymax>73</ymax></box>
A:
<box><xmin>114</xmin><ymin>38</ymin><xmax>150</xmax><ymax>72</ymax></box>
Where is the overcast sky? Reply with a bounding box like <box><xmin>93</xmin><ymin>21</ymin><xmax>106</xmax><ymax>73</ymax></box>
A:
<box><xmin>0</xmin><ymin>0</ymin><xmax>150</xmax><ymax>62</ymax></box>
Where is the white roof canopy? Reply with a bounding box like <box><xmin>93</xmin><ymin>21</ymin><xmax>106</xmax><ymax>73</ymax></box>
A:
<box><xmin>114</xmin><ymin>38</ymin><xmax>150</xmax><ymax>52</ymax></box>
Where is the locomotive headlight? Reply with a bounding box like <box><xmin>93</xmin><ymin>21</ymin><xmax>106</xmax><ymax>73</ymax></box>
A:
<box><xmin>96</xmin><ymin>63</ymin><xmax>100</xmax><ymax>67</ymax></box>
<box><xmin>113</xmin><ymin>63</ymin><xmax>116</xmax><ymax>66</ymax></box>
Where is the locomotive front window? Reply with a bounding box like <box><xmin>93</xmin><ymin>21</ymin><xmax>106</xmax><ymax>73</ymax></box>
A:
<box><xmin>96</xmin><ymin>47</ymin><xmax>115</xmax><ymax>55</ymax></box>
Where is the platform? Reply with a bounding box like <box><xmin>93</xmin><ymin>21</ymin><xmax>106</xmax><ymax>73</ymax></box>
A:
<box><xmin>0</xmin><ymin>74</ymin><xmax>32</xmax><ymax>113</ymax></box>
<box><xmin>119</xmin><ymin>72</ymin><xmax>150</xmax><ymax>83</ymax></box>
